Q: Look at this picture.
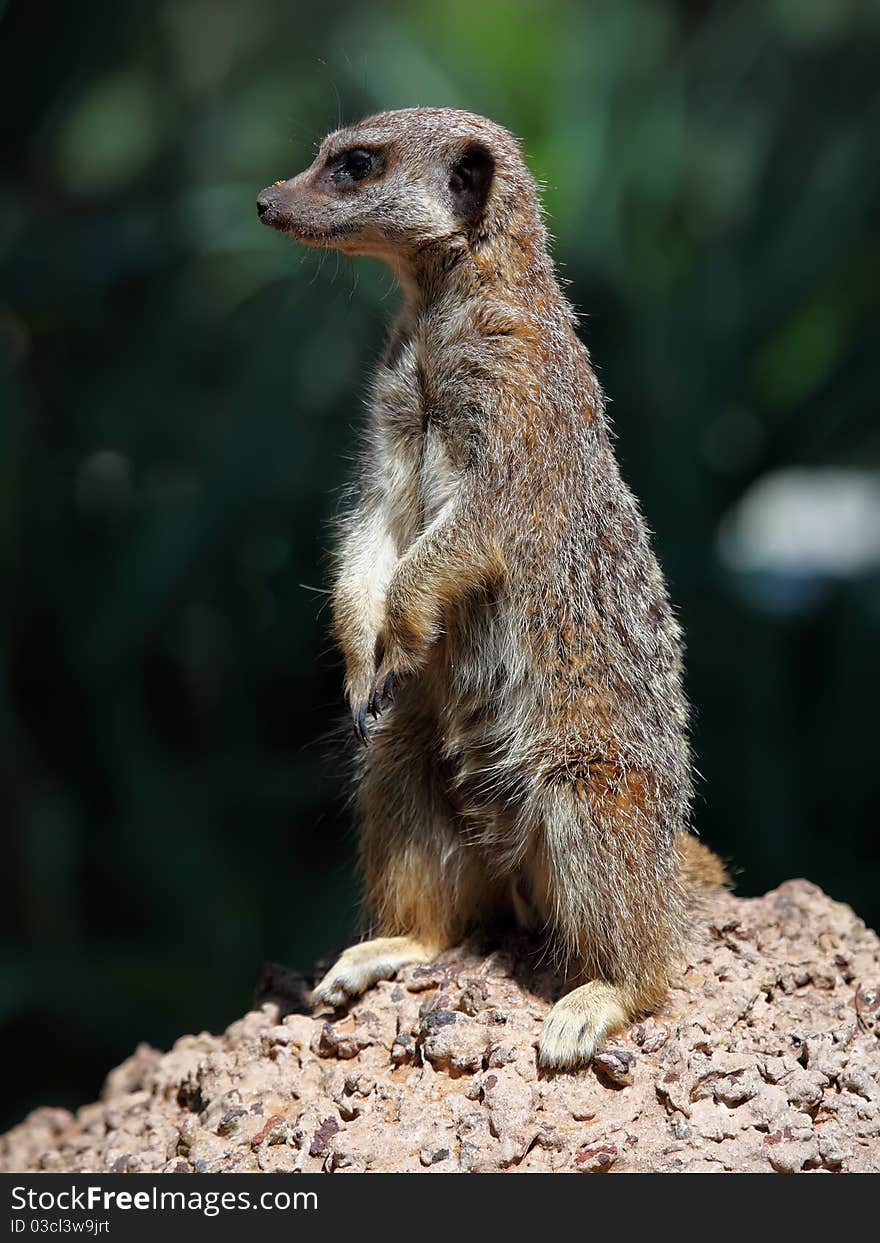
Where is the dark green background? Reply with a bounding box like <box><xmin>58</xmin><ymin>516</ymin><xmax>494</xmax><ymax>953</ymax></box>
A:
<box><xmin>2</xmin><ymin>0</ymin><xmax>878</xmax><ymax>1130</ymax></box>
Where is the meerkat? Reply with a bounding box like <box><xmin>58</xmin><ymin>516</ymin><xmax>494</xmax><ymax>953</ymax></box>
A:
<box><xmin>257</xmin><ymin>107</ymin><xmax>726</xmax><ymax>1069</ymax></box>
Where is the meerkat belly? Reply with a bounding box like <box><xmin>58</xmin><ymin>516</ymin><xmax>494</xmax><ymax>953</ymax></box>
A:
<box><xmin>417</xmin><ymin>422</ymin><xmax>458</xmax><ymax>527</ymax></box>
<box><xmin>372</xmin><ymin>333</ymin><xmax>438</xmax><ymax>550</ymax></box>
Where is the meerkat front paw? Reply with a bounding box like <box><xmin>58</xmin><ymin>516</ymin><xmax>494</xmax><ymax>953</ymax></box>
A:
<box><xmin>363</xmin><ymin>649</ymin><xmax>417</xmax><ymax>726</ymax></box>
<box><xmin>538</xmin><ymin>981</ymin><xmax>629</xmax><ymax>1070</ymax></box>
<box><xmin>311</xmin><ymin>935</ymin><xmax>437</xmax><ymax>1009</ymax></box>
<box><xmin>367</xmin><ymin>665</ymin><xmax>397</xmax><ymax>719</ymax></box>
<box><xmin>349</xmin><ymin>671</ymin><xmax>396</xmax><ymax>743</ymax></box>
<box><xmin>347</xmin><ymin>659</ymin><xmax>400</xmax><ymax>743</ymax></box>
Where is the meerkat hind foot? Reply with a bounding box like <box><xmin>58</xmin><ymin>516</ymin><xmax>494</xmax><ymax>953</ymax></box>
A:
<box><xmin>311</xmin><ymin>935</ymin><xmax>438</xmax><ymax>1009</ymax></box>
<box><xmin>538</xmin><ymin>980</ymin><xmax>629</xmax><ymax>1070</ymax></box>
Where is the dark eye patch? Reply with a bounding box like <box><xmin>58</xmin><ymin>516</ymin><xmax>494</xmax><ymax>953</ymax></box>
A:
<box><xmin>326</xmin><ymin>148</ymin><xmax>384</xmax><ymax>188</ymax></box>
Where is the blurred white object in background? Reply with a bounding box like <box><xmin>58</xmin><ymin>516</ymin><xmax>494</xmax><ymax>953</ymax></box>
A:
<box><xmin>717</xmin><ymin>468</ymin><xmax>880</xmax><ymax>611</ymax></box>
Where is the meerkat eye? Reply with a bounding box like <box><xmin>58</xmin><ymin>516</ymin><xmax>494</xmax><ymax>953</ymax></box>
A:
<box><xmin>328</xmin><ymin>148</ymin><xmax>382</xmax><ymax>187</ymax></box>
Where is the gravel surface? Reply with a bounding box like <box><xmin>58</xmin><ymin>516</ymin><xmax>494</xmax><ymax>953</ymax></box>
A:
<box><xmin>3</xmin><ymin>880</ymin><xmax>879</xmax><ymax>1173</ymax></box>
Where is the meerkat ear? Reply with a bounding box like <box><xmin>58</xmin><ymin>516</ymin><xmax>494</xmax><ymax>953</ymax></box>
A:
<box><xmin>448</xmin><ymin>142</ymin><xmax>495</xmax><ymax>224</ymax></box>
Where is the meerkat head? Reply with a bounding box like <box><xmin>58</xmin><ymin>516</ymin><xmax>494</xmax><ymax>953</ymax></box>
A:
<box><xmin>256</xmin><ymin>107</ymin><xmax>539</xmax><ymax>267</ymax></box>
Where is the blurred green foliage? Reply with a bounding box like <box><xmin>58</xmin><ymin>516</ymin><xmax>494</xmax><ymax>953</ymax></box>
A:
<box><xmin>1</xmin><ymin>0</ymin><xmax>878</xmax><ymax>1127</ymax></box>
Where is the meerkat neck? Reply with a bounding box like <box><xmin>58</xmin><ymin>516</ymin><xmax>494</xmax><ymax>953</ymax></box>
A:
<box><xmin>400</xmin><ymin>228</ymin><xmax>559</xmax><ymax>324</ymax></box>
<box><xmin>397</xmin><ymin>243</ymin><xmax>470</xmax><ymax>312</ymax></box>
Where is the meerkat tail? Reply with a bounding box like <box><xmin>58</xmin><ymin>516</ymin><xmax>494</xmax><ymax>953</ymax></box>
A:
<box><xmin>679</xmin><ymin>834</ymin><xmax>729</xmax><ymax>892</ymax></box>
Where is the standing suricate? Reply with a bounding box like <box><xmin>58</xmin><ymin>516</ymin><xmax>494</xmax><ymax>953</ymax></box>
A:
<box><xmin>257</xmin><ymin>107</ymin><xmax>726</xmax><ymax>1068</ymax></box>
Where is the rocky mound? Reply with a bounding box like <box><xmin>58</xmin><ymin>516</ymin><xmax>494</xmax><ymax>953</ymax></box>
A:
<box><xmin>3</xmin><ymin>880</ymin><xmax>879</xmax><ymax>1173</ymax></box>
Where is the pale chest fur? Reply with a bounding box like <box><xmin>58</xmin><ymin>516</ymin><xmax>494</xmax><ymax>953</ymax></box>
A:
<box><xmin>369</xmin><ymin>317</ymin><xmax>460</xmax><ymax>555</ymax></box>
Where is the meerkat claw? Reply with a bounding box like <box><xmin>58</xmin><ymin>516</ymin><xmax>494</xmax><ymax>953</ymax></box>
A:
<box><xmin>311</xmin><ymin>970</ymin><xmax>357</xmax><ymax>1011</ymax></box>
<box><xmin>310</xmin><ymin>981</ymin><xmax>345</xmax><ymax>1009</ymax></box>
<box><xmin>352</xmin><ymin>700</ymin><xmax>370</xmax><ymax>745</ymax></box>
<box><xmin>367</xmin><ymin>669</ymin><xmax>395</xmax><ymax>719</ymax></box>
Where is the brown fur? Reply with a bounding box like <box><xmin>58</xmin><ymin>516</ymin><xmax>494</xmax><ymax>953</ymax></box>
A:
<box><xmin>257</xmin><ymin>108</ymin><xmax>728</xmax><ymax>1067</ymax></box>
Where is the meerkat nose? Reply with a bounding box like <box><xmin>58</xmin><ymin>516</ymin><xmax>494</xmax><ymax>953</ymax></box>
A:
<box><xmin>256</xmin><ymin>187</ymin><xmax>280</xmax><ymax>221</ymax></box>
